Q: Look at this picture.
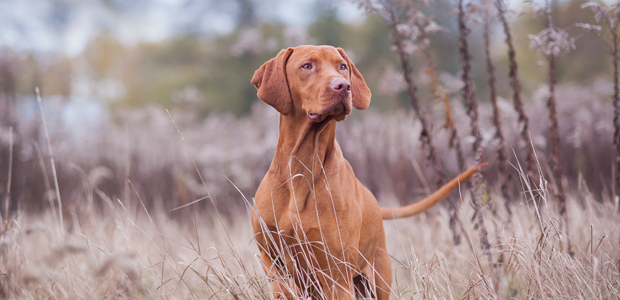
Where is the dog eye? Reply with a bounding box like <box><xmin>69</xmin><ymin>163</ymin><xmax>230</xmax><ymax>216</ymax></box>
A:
<box><xmin>339</xmin><ymin>64</ymin><xmax>347</xmax><ymax>71</ymax></box>
<box><xmin>302</xmin><ymin>63</ymin><xmax>312</xmax><ymax>70</ymax></box>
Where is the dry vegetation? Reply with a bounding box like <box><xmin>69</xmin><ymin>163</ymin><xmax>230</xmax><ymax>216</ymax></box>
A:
<box><xmin>0</xmin><ymin>165</ymin><xmax>618</xmax><ymax>299</ymax></box>
<box><xmin>2</xmin><ymin>0</ymin><xmax>620</xmax><ymax>298</ymax></box>
<box><xmin>1</xmin><ymin>83</ymin><xmax>619</xmax><ymax>298</ymax></box>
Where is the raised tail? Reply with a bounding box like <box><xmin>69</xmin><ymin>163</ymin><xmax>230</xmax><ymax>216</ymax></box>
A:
<box><xmin>380</xmin><ymin>163</ymin><xmax>486</xmax><ymax>220</ymax></box>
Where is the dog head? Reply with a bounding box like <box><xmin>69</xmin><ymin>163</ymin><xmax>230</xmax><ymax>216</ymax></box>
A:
<box><xmin>251</xmin><ymin>45</ymin><xmax>371</xmax><ymax>122</ymax></box>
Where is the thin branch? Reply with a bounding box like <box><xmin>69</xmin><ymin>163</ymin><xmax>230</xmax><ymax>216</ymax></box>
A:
<box><xmin>4</xmin><ymin>127</ymin><xmax>13</xmax><ymax>225</ymax></box>
<box><xmin>458</xmin><ymin>0</ymin><xmax>495</xmax><ymax>275</ymax></box>
<box><xmin>358</xmin><ymin>0</ymin><xmax>446</xmax><ymax>186</ymax></box>
<box><xmin>484</xmin><ymin>1</ymin><xmax>512</xmax><ymax>216</ymax></box>
<box><xmin>36</xmin><ymin>87</ymin><xmax>64</xmax><ymax>234</ymax></box>
<box><xmin>495</xmin><ymin>0</ymin><xmax>536</xmax><ymax>177</ymax></box>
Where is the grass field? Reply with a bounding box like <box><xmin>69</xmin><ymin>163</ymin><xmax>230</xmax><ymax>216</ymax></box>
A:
<box><xmin>1</xmin><ymin>0</ymin><xmax>619</xmax><ymax>297</ymax></box>
<box><xmin>1</xmin><ymin>172</ymin><xmax>619</xmax><ymax>299</ymax></box>
<box><xmin>1</xmin><ymin>87</ymin><xmax>620</xmax><ymax>298</ymax></box>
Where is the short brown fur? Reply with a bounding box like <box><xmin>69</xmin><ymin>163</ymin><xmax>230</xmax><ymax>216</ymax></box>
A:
<box><xmin>251</xmin><ymin>45</ymin><xmax>483</xmax><ymax>299</ymax></box>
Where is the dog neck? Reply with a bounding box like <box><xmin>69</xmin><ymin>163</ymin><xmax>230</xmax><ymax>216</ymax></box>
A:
<box><xmin>269</xmin><ymin>113</ymin><xmax>339</xmax><ymax>211</ymax></box>
<box><xmin>275</xmin><ymin>113</ymin><xmax>337</xmax><ymax>171</ymax></box>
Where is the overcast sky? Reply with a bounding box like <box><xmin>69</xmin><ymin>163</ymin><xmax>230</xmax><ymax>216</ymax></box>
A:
<box><xmin>0</xmin><ymin>0</ymin><xmax>367</xmax><ymax>56</ymax></box>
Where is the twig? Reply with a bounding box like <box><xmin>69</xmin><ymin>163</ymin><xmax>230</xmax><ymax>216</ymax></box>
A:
<box><xmin>421</xmin><ymin>32</ymin><xmax>465</xmax><ymax>244</ymax></box>
<box><xmin>33</xmin><ymin>141</ymin><xmax>55</xmax><ymax>215</ymax></box>
<box><xmin>483</xmin><ymin>2</ymin><xmax>512</xmax><ymax>215</ymax></box>
<box><xmin>529</xmin><ymin>0</ymin><xmax>569</xmax><ymax>251</ymax></box>
<box><xmin>458</xmin><ymin>0</ymin><xmax>496</xmax><ymax>277</ymax></box>
<box><xmin>4</xmin><ymin>127</ymin><xmax>12</xmax><ymax>225</ymax></box>
<box><xmin>169</xmin><ymin>196</ymin><xmax>209</xmax><ymax>212</ymax></box>
<box><xmin>481</xmin><ymin>0</ymin><xmax>508</xmax><ymax>270</ymax></box>
<box><xmin>36</xmin><ymin>87</ymin><xmax>63</xmax><ymax>234</ymax></box>
<box><xmin>580</xmin><ymin>2</ymin><xmax>620</xmax><ymax>208</ymax></box>
<box><xmin>124</xmin><ymin>125</ymin><xmax>131</xmax><ymax>206</ymax></box>
<box><xmin>495</xmin><ymin>0</ymin><xmax>535</xmax><ymax>177</ymax></box>
<box><xmin>614</xmin><ymin>28</ymin><xmax>620</xmax><ymax>209</ymax></box>
<box><xmin>458</xmin><ymin>0</ymin><xmax>482</xmax><ymax>152</ymax></box>
<box><xmin>359</xmin><ymin>0</ymin><xmax>446</xmax><ymax>186</ymax></box>
<box><xmin>546</xmin><ymin>52</ymin><xmax>566</xmax><ymax>219</ymax></box>
<box><xmin>422</xmin><ymin>35</ymin><xmax>466</xmax><ymax>173</ymax></box>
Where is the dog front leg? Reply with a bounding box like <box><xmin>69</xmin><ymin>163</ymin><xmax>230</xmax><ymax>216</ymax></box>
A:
<box><xmin>372</xmin><ymin>243</ymin><xmax>392</xmax><ymax>300</ymax></box>
<box><xmin>260</xmin><ymin>250</ymin><xmax>297</xmax><ymax>299</ymax></box>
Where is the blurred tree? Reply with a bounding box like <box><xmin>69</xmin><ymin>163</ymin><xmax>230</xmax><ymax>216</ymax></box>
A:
<box><xmin>512</xmin><ymin>0</ymin><xmax>608</xmax><ymax>93</ymax></box>
<box><xmin>309</xmin><ymin>0</ymin><xmax>345</xmax><ymax>46</ymax></box>
<box><xmin>0</xmin><ymin>51</ymin><xmax>17</xmax><ymax>129</ymax></box>
<box><xmin>2</xmin><ymin>0</ymin><xmax>613</xmax><ymax>117</ymax></box>
<box><xmin>237</xmin><ymin>0</ymin><xmax>258</xmax><ymax>27</ymax></box>
<box><xmin>83</xmin><ymin>32</ymin><xmax>125</xmax><ymax>81</ymax></box>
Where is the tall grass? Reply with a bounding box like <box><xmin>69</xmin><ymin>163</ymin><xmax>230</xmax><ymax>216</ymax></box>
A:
<box><xmin>1</xmin><ymin>0</ymin><xmax>619</xmax><ymax>296</ymax></box>
<box><xmin>0</xmin><ymin>82</ymin><xmax>617</xmax><ymax>298</ymax></box>
<box><xmin>0</xmin><ymin>159</ymin><xmax>618</xmax><ymax>298</ymax></box>
<box><xmin>0</xmin><ymin>77</ymin><xmax>616</xmax><ymax>215</ymax></box>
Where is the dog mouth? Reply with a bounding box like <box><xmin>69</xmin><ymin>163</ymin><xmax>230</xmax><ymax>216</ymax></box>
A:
<box><xmin>308</xmin><ymin>112</ymin><xmax>321</xmax><ymax>120</ymax></box>
<box><xmin>308</xmin><ymin>99</ymin><xmax>351</xmax><ymax>122</ymax></box>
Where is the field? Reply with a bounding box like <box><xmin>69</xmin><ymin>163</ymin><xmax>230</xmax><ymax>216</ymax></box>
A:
<box><xmin>2</xmin><ymin>168</ymin><xmax>619</xmax><ymax>299</ymax></box>
<box><xmin>2</xmin><ymin>0</ymin><xmax>620</xmax><ymax>298</ymax></box>
<box><xmin>1</xmin><ymin>90</ymin><xmax>619</xmax><ymax>298</ymax></box>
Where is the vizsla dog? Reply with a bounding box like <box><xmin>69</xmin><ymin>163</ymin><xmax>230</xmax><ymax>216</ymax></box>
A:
<box><xmin>251</xmin><ymin>45</ymin><xmax>482</xmax><ymax>299</ymax></box>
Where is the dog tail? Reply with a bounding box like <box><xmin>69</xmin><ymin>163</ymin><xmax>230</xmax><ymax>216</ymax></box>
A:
<box><xmin>380</xmin><ymin>163</ymin><xmax>486</xmax><ymax>220</ymax></box>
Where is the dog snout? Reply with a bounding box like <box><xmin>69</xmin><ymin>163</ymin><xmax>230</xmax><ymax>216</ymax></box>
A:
<box><xmin>330</xmin><ymin>78</ymin><xmax>351</xmax><ymax>95</ymax></box>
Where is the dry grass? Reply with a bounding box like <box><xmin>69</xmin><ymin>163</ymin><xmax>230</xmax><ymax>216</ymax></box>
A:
<box><xmin>0</xmin><ymin>170</ymin><xmax>618</xmax><ymax>299</ymax></box>
<box><xmin>0</xmin><ymin>79</ymin><xmax>618</xmax><ymax>298</ymax></box>
<box><xmin>1</xmin><ymin>79</ymin><xmax>615</xmax><ymax>214</ymax></box>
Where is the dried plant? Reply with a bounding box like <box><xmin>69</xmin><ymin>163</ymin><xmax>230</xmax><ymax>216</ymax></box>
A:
<box><xmin>354</xmin><ymin>0</ymin><xmax>482</xmax><ymax>245</ymax></box>
<box><xmin>482</xmin><ymin>0</ymin><xmax>511</xmax><ymax>216</ymax></box>
<box><xmin>475</xmin><ymin>0</ymin><xmax>510</xmax><ymax>276</ymax></box>
<box><xmin>421</xmin><ymin>33</ymin><xmax>466</xmax><ymax>174</ymax></box>
<box><xmin>0</xmin><ymin>71</ymin><xmax>618</xmax><ymax>297</ymax></box>
<box><xmin>457</xmin><ymin>0</ymin><xmax>482</xmax><ymax>154</ymax></box>
<box><xmin>456</xmin><ymin>0</ymin><xmax>496</xmax><ymax>276</ymax></box>
<box><xmin>528</xmin><ymin>0</ymin><xmax>585</xmax><ymax>238</ymax></box>
<box><xmin>36</xmin><ymin>87</ymin><xmax>64</xmax><ymax>234</ymax></box>
<box><xmin>0</xmin><ymin>156</ymin><xmax>618</xmax><ymax>299</ymax></box>
<box><xmin>3</xmin><ymin>127</ymin><xmax>12</xmax><ymax>225</ymax></box>
<box><xmin>495</xmin><ymin>0</ymin><xmax>536</xmax><ymax>179</ymax></box>
<box><xmin>355</xmin><ymin>0</ymin><xmax>446</xmax><ymax>187</ymax></box>
<box><xmin>419</xmin><ymin>22</ymin><xmax>470</xmax><ymax>244</ymax></box>
<box><xmin>580</xmin><ymin>1</ymin><xmax>620</xmax><ymax>207</ymax></box>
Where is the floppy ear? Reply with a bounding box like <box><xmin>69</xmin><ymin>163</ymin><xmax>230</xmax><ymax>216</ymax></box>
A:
<box><xmin>337</xmin><ymin>48</ymin><xmax>371</xmax><ymax>110</ymax></box>
<box><xmin>251</xmin><ymin>48</ymin><xmax>294</xmax><ymax>115</ymax></box>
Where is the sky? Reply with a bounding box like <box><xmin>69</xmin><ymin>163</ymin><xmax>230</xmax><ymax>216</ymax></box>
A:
<box><xmin>0</xmin><ymin>0</ymin><xmax>367</xmax><ymax>56</ymax></box>
<box><xmin>0</xmin><ymin>0</ymin><xmax>602</xmax><ymax>57</ymax></box>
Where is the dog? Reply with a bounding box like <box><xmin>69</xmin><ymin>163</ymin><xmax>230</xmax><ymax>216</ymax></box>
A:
<box><xmin>251</xmin><ymin>45</ymin><xmax>483</xmax><ymax>299</ymax></box>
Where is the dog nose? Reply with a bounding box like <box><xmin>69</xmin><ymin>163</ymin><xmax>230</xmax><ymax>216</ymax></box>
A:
<box><xmin>330</xmin><ymin>78</ymin><xmax>351</xmax><ymax>94</ymax></box>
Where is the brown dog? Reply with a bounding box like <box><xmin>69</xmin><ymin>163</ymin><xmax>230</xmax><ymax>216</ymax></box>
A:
<box><xmin>251</xmin><ymin>45</ymin><xmax>482</xmax><ymax>299</ymax></box>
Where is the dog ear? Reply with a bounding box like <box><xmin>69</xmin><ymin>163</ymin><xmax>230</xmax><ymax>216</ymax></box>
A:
<box><xmin>337</xmin><ymin>48</ymin><xmax>371</xmax><ymax>110</ymax></box>
<box><xmin>252</xmin><ymin>48</ymin><xmax>294</xmax><ymax>115</ymax></box>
